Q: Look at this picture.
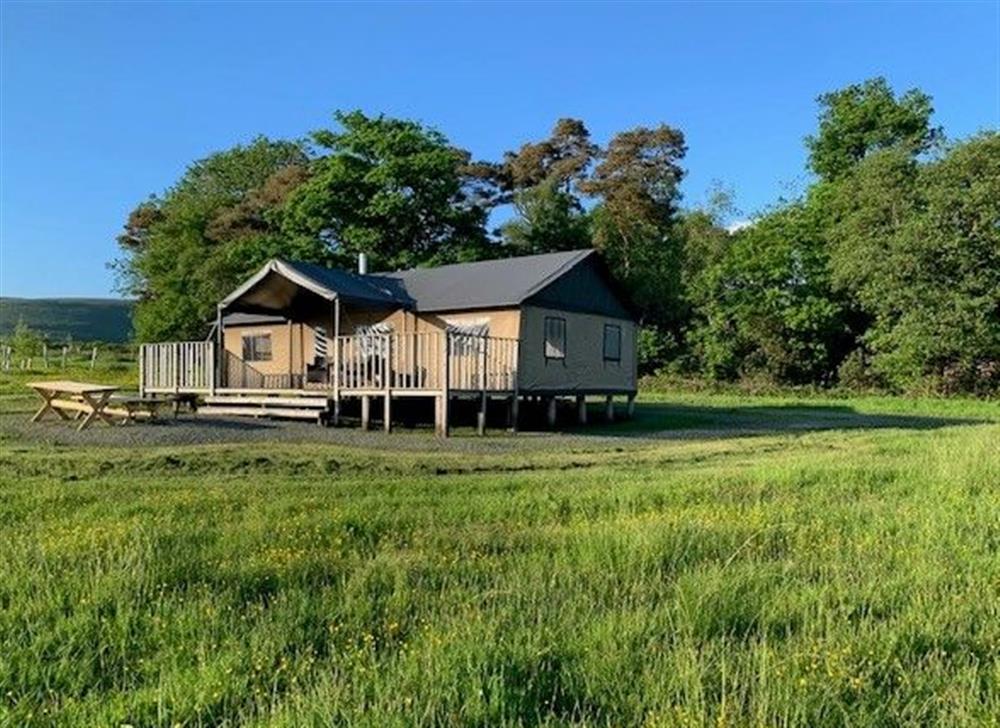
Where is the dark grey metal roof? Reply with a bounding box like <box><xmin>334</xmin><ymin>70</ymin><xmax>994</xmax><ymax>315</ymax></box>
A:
<box><xmin>281</xmin><ymin>260</ymin><xmax>408</xmax><ymax>307</ymax></box>
<box><xmin>372</xmin><ymin>249</ymin><xmax>595</xmax><ymax>312</ymax></box>
<box><xmin>235</xmin><ymin>248</ymin><xmax>635</xmax><ymax>318</ymax></box>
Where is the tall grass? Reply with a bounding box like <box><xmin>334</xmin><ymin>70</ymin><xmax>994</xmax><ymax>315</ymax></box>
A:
<box><xmin>0</xmin><ymin>399</ymin><xmax>998</xmax><ymax>726</ymax></box>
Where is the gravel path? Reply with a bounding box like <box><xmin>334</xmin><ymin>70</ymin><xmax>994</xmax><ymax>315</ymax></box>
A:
<box><xmin>0</xmin><ymin>411</ymin><xmax>652</xmax><ymax>454</ymax></box>
<box><xmin>1</xmin><ymin>398</ymin><xmax>975</xmax><ymax>454</ymax></box>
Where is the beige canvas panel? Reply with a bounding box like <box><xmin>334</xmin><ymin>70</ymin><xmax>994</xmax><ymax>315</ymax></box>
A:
<box><xmin>414</xmin><ymin>308</ymin><xmax>521</xmax><ymax>338</ymax></box>
<box><xmin>224</xmin><ymin>323</ymin><xmax>318</xmax><ymax>376</ymax></box>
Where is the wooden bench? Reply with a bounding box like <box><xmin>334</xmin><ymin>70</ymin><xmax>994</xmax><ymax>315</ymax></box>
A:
<box><xmin>27</xmin><ymin>381</ymin><xmax>121</xmax><ymax>431</ymax></box>
<box><xmin>104</xmin><ymin>395</ymin><xmax>170</xmax><ymax>423</ymax></box>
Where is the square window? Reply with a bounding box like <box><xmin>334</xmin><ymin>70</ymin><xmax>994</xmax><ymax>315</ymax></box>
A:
<box><xmin>603</xmin><ymin>324</ymin><xmax>621</xmax><ymax>362</ymax></box>
<box><xmin>242</xmin><ymin>333</ymin><xmax>272</xmax><ymax>362</ymax></box>
<box><xmin>544</xmin><ymin>317</ymin><xmax>566</xmax><ymax>360</ymax></box>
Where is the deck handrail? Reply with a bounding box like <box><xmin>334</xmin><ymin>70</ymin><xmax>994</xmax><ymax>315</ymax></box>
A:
<box><xmin>141</xmin><ymin>331</ymin><xmax>519</xmax><ymax>395</ymax></box>
<box><xmin>139</xmin><ymin>340</ymin><xmax>215</xmax><ymax>395</ymax></box>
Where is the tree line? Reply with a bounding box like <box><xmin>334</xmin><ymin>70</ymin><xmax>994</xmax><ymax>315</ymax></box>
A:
<box><xmin>116</xmin><ymin>77</ymin><xmax>999</xmax><ymax>395</ymax></box>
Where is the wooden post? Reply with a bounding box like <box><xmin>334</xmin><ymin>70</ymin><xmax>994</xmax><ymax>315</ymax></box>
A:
<box><xmin>91</xmin><ymin>346</ymin><xmax>98</xmax><ymax>370</ymax></box>
<box><xmin>546</xmin><ymin>397</ymin><xmax>557</xmax><ymax>427</ymax></box>
<box><xmin>477</xmin><ymin>336</ymin><xmax>487</xmax><ymax>436</ymax></box>
<box><xmin>361</xmin><ymin>395</ymin><xmax>370</xmax><ymax>431</ymax></box>
<box><xmin>576</xmin><ymin>394</ymin><xmax>587</xmax><ymax>424</ymax></box>
<box><xmin>61</xmin><ymin>346</ymin><xmax>67</xmax><ymax>368</ymax></box>
<box><xmin>215</xmin><ymin>305</ymin><xmax>224</xmax><ymax>391</ymax></box>
<box><xmin>42</xmin><ymin>344</ymin><xmax>48</xmax><ymax>369</ymax></box>
<box><xmin>437</xmin><ymin>331</ymin><xmax>451</xmax><ymax>437</ymax></box>
<box><xmin>332</xmin><ymin>297</ymin><xmax>340</xmax><ymax>425</ymax></box>
<box><xmin>138</xmin><ymin>345</ymin><xmax>145</xmax><ymax>398</ymax></box>
<box><xmin>208</xmin><ymin>341</ymin><xmax>216</xmax><ymax>396</ymax></box>
<box><xmin>605</xmin><ymin>394</ymin><xmax>615</xmax><ymax>422</ymax></box>
<box><xmin>384</xmin><ymin>335</ymin><xmax>392</xmax><ymax>432</ymax></box>
<box><xmin>509</xmin><ymin>395</ymin><xmax>519</xmax><ymax>433</ymax></box>
<box><xmin>287</xmin><ymin>320</ymin><xmax>293</xmax><ymax>384</ymax></box>
<box><xmin>627</xmin><ymin>393</ymin><xmax>636</xmax><ymax>418</ymax></box>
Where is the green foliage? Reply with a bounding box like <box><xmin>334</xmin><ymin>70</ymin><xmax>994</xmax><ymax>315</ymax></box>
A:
<box><xmin>0</xmin><ymin>298</ymin><xmax>133</xmax><ymax>343</ymax></box>
<box><xmin>8</xmin><ymin>319</ymin><xmax>44</xmax><ymax>358</ymax></box>
<box><xmin>499</xmin><ymin>181</ymin><xmax>591</xmax><ymax>254</ymax></box>
<box><xmin>828</xmin><ymin>133</ymin><xmax>1000</xmax><ymax>393</ymax></box>
<box><xmin>284</xmin><ymin>111</ymin><xmax>492</xmax><ymax>271</ymax></box>
<box><xmin>635</xmin><ymin>325</ymin><xmax>675</xmax><ymax>375</ymax></box>
<box><xmin>2</xmin><ymin>395</ymin><xmax>998</xmax><ymax>725</ymax></box>
<box><xmin>691</xmin><ymin>203</ymin><xmax>852</xmax><ymax>384</ymax></box>
<box><xmin>581</xmin><ymin>125</ymin><xmax>688</xmax><ymax>330</ymax></box>
<box><xmin>116</xmin><ymin>137</ymin><xmax>319</xmax><ymax>341</ymax></box>
<box><xmin>806</xmin><ymin>77</ymin><xmax>942</xmax><ymax>181</ymax></box>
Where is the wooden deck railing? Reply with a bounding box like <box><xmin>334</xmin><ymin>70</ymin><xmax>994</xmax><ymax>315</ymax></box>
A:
<box><xmin>140</xmin><ymin>331</ymin><xmax>519</xmax><ymax>396</ymax></box>
<box><xmin>221</xmin><ymin>351</ymin><xmax>303</xmax><ymax>390</ymax></box>
<box><xmin>139</xmin><ymin>341</ymin><xmax>214</xmax><ymax>395</ymax></box>
<box><xmin>336</xmin><ymin>332</ymin><xmax>518</xmax><ymax>392</ymax></box>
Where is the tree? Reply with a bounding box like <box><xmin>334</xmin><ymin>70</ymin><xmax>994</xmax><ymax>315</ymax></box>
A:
<box><xmin>10</xmin><ymin>319</ymin><xmax>43</xmax><ymax>359</ymax></box>
<box><xmin>806</xmin><ymin>77</ymin><xmax>942</xmax><ymax>181</ymax></box>
<box><xmin>283</xmin><ymin>111</ymin><xmax>492</xmax><ymax>271</ymax></box>
<box><xmin>488</xmin><ymin>119</ymin><xmax>597</xmax><ymax>254</ymax></box>
<box><xmin>499</xmin><ymin>181</ymin><xmax>591</xmax><ymax>255</ymax></box>
<box><xmin>580</xmin><ymin>124</ymin><xmax>687</xmax><ymax>330</ymax></box>
<box><xmin>828</xmin><ymin>133</ymin><xmax>1000</xmax><ymax>392</ymax></box>
<box><xmin>115</xmin><ymin>137</ymin><xmax>315</xmax><ymax>341</ymax></box>
<box><xmin>498</xmin><ymin>118</ymin><xmax>598</xmax><ymax>195</ymax></box>
<box><xmin>690</xmin><ymin>201</ymin><xmax>852</xmax><ymax>384</ymax></box>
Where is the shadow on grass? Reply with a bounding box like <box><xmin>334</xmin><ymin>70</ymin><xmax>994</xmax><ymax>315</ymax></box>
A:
<box><xmin>549</xmin><ymin>401</ymin><xmax>981</xmax><ymax>438</ymax></box>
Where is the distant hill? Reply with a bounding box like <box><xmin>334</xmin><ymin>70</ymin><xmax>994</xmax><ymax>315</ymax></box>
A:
<box><xmin>0</xmin><ymin>297</ymin><xmax>134</xmax><ymax>343</ymax></box>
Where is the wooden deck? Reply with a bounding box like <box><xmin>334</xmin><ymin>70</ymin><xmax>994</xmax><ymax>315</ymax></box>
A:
<box><xmin>139</xmin><ymin>331</ymin><xmax>519</xmax><ymax>435</ymax></box>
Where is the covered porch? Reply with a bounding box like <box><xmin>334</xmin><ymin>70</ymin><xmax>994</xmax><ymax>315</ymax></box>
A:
<box><xmin>137</xmin><ymin>260</ymin><xmax>520</xmax><ymax>434</ymax></box>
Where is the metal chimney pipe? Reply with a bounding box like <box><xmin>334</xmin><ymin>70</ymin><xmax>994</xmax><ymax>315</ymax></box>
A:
<box><xmin>358</xmin><ymin>253</ymin><xmax>368</xmax><ymax>275</ymax></box>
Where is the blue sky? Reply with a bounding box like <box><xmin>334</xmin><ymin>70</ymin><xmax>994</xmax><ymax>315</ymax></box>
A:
<box><xmin>2</xmin><ymin>1</ymin><xmax>997</xmax><ymax>298</ymax></box>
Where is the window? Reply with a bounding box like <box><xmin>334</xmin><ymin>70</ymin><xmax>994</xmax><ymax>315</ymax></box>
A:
<box><xmin>603</xmin><ymin>324</ymin><xmax>622</xmax><ymax>362</ymax></box>
<box><xmin>242</xmin><ymin>333</ymin><xmax>272</xmax><ymax>362</ymax></box>
<box><xmin>544</xmin><ymin>317</ymin><xmax>566</xmax><ymax>360</ymax></box>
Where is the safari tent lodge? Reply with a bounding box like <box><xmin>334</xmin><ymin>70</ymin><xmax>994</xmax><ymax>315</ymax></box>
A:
<box><xmin>139</xmin><ymin>249</ymin><xmax>638</xmax><ymax>434</ymax></box>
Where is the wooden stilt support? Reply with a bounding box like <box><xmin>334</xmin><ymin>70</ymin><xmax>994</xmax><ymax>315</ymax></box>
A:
<box><xmin>437</xmin><ymin>333</ymin><xmax>451</xmax><ymax>438</ymax></box>
<box><xmin>605</xmin><ymin>394</ymin><xmax>615</xmax><ymax>422</ymax></box>
<box><xmin>383</xmin><ymin>394</ymin><xmax>392</xmax><ymax>433</ymax></box>
<box><xmin>546</xmin><ymin>397</ymin><xmax>557</xmax><ymax>427</ymax></box>
<box><xmin>435</xmin><ymin>394</ymin><xmax>450</xmax><ymax>437</ymax></box>
<box><xmin>576</xmin><ymin>394</ymin><xmax>587</xmax><ymax>424</ymax></box>
<box><xmin>361</xmin><ymin>395</ymin><xmax>370</xmax><ymax>431</ymax></box>
<box><xmin>477</xmin><ymin>395</ymin><xmax>487</xmax><ymax>436</ymax></box>
<box><xmin>627</xmin><ymin>393</ymin><xmax>636</xmax><ymax>419</ymax></box>
<box><xmin>331</xmin><ymin>397</ymin><xmax>340</xmax><ymax>427</ymax></box>
<box><xmin>509</xmin><ymin>395</ymin><xmax>519</xmax><ymax>433</ymax></box>
<box><xmin>477</xmin><ymin>336</ymin><xmax>487</xmax><ymax>436</ymax></box>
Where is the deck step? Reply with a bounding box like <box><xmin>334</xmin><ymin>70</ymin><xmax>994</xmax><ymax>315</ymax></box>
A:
<box><xmin>203</xmin><ymin>395</ymin><xmax>328</xmax><ymax>408</ymax></box>
<box><xmin>199</xmin><ymin>405</ymin><xmax>325</xmax><ymax>421</ymax></box>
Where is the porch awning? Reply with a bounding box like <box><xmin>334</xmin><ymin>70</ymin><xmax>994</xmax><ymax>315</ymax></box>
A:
<box><xmin>219</xmin><ymin>259</ymin><xmax>405</xmax><ymax>314</ymax></box>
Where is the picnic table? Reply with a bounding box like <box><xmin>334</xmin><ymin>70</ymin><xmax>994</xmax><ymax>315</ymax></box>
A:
<box><xmin>27</xmin><ymin>381</ymin><xmax>122</xmax><ymax>431</ymax></box>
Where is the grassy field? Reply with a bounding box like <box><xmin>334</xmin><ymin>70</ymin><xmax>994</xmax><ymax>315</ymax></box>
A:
<box><xmin>1</xmin><ymin>373</ymin><xmax>998</xmax><ymax>726</ymax></box>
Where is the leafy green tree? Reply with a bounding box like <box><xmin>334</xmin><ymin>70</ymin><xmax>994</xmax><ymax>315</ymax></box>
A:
<box><xmin>691</xmin><ymin>202</ymin><xmax>851</xmax><ymax>384</ymax></box>
<box><xmin>115</xmin><ymin>137</ymin><xmax>315</xmax><ymax>341</ymax></box>
<box><xmin>828</xmin><ymin>133</ymin><xmax>1000</xmax><ymax>392</ymax></box>
<box><xmin>10</xmin><ymin>319</ymin><xmax>44</xmax><ymax>359</ymax></box>
<box><xmin>806</xmin><ymin>77</ymin><xmax>942</xmax><ymax>181</ymax></box>
<box><xmin>283</xmin><ymin>111</ymin><xmax>492</xmax><ymax>271</ymax></box>
<box><xmin>499</xmin><ymin>181</ymin><xmax>591</xmax><ymax>254</ymax></box>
